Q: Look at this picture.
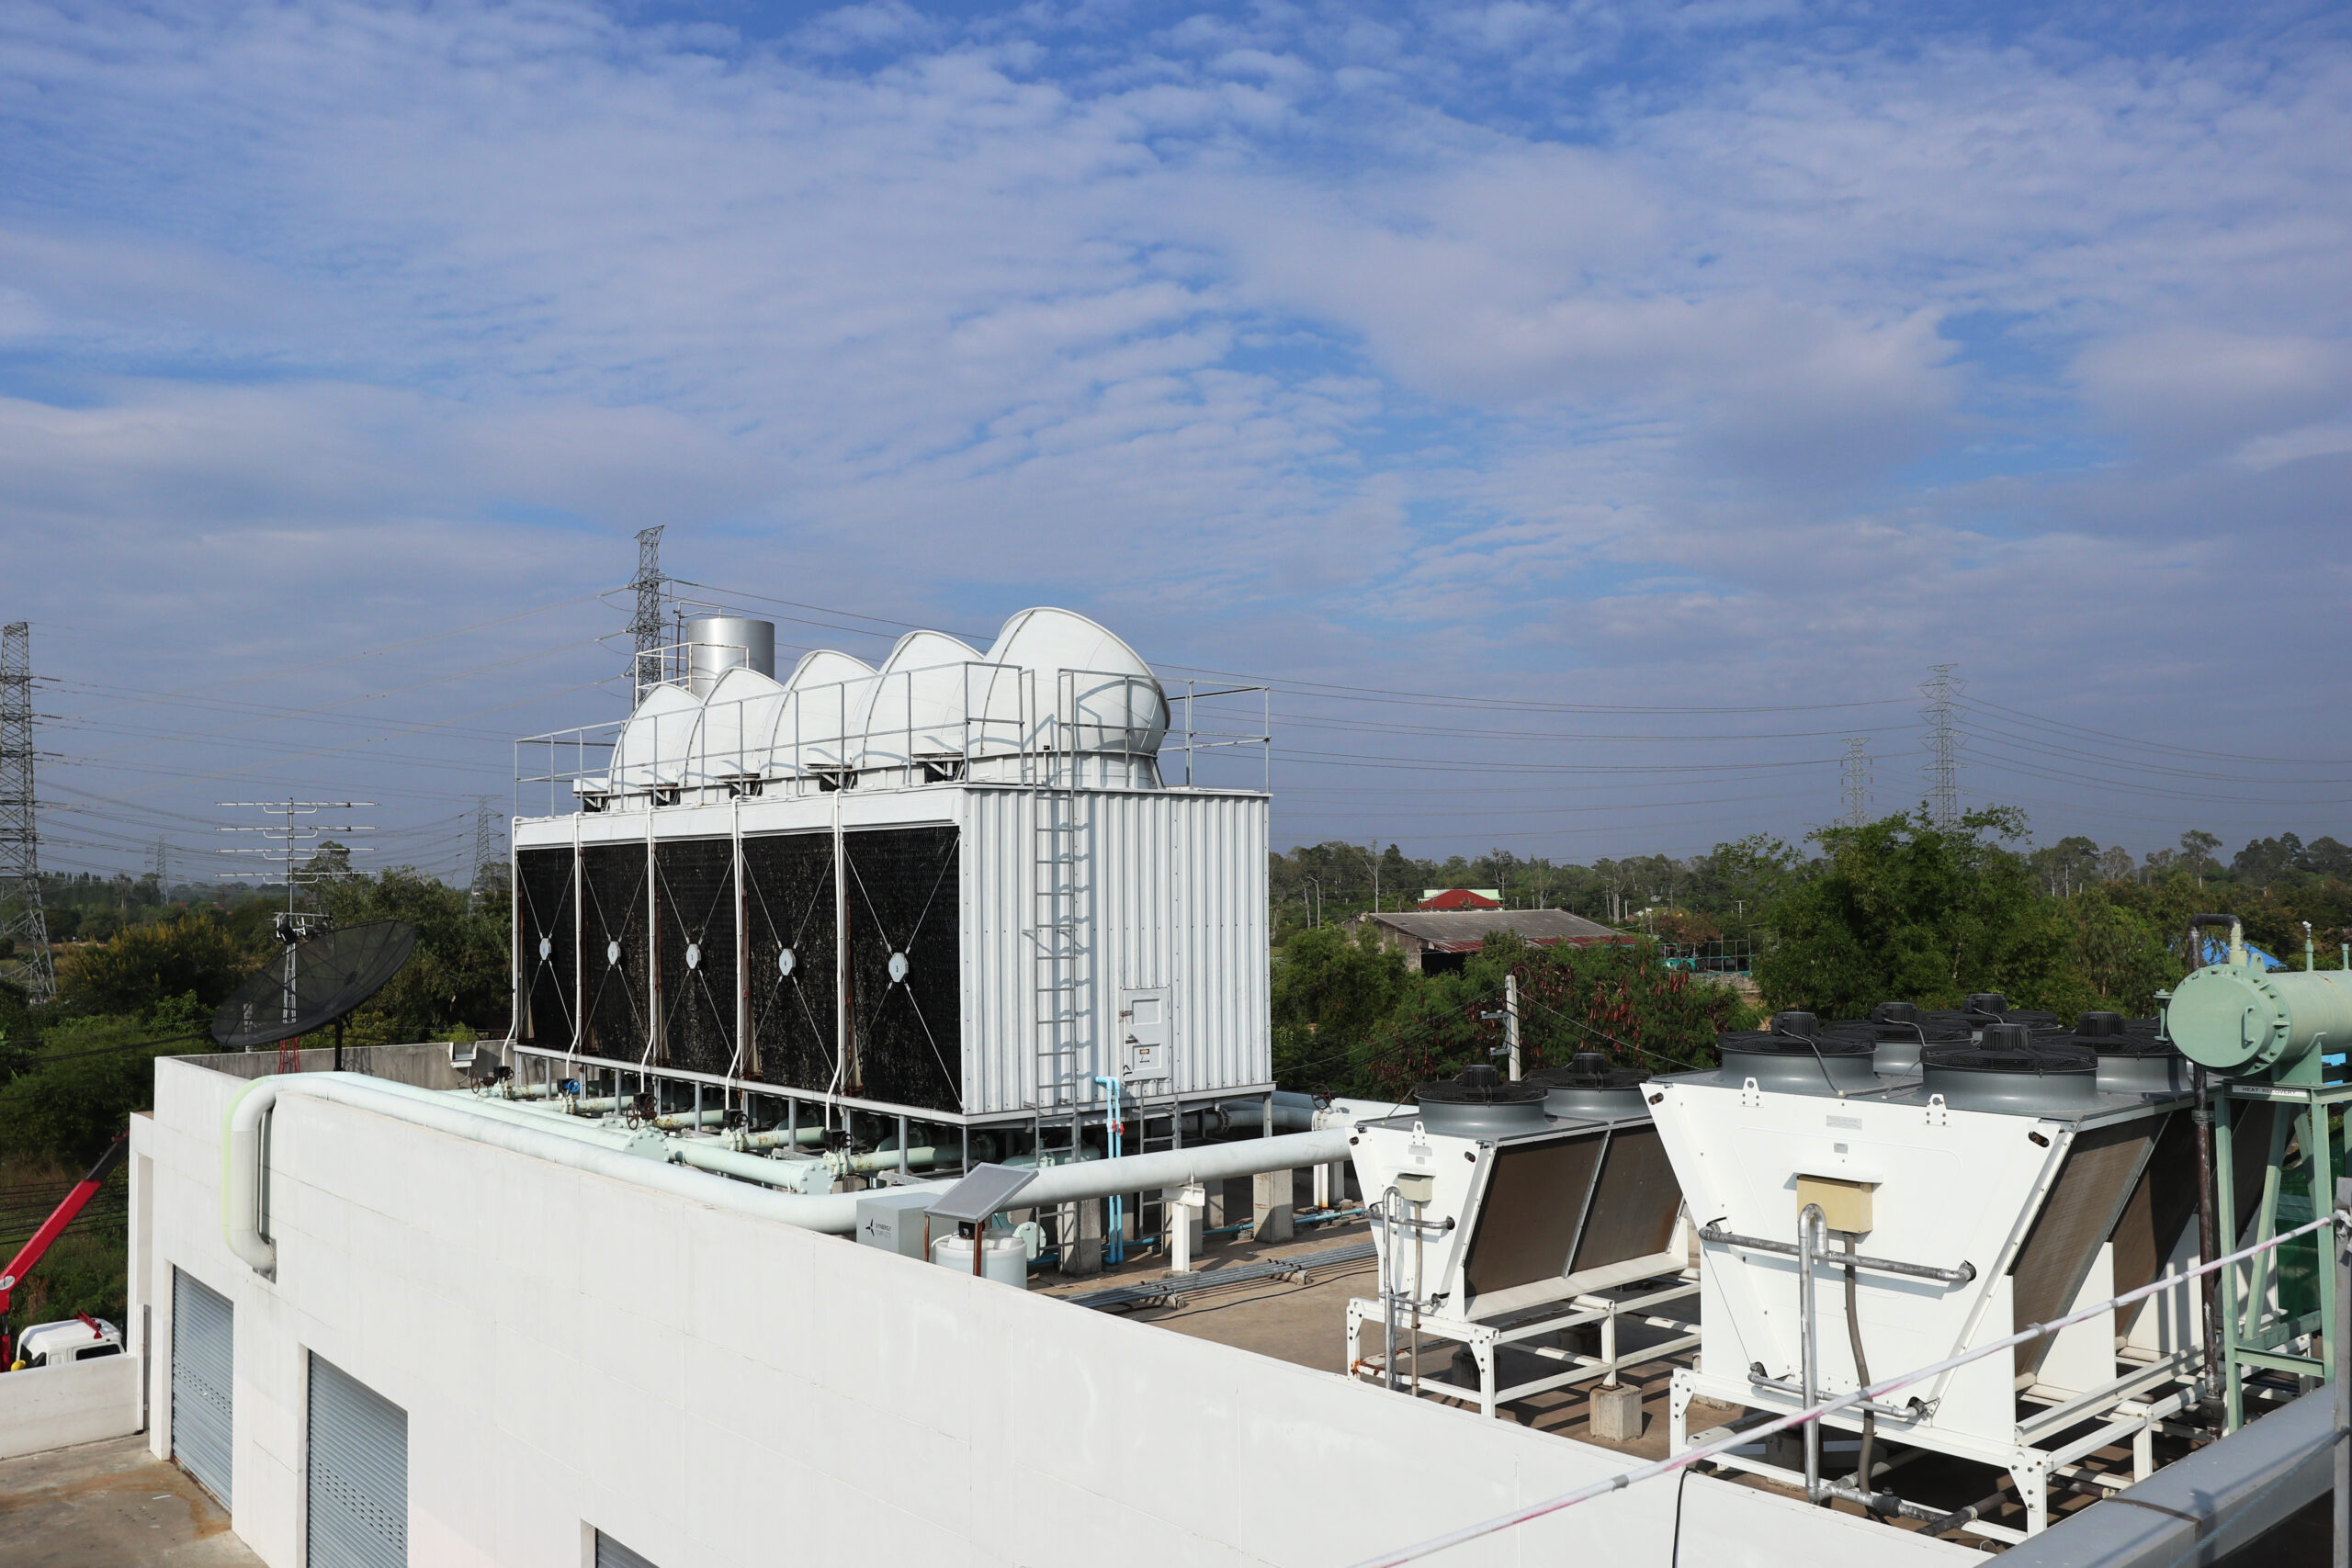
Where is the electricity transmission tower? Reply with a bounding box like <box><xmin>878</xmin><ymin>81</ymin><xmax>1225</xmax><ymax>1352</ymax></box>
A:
<box><xmin>1920</xmin><ymin>664</ymin><xmax>1962</xmax><ymax>828</ymax></box>
<box><xmin>468</xmin><ymin>796</ymin><xmax>503</xmax><ymax>908</ymax></box>
<box><xmin>629</xmin><ymin>525</ymin><xmax>667</xmax><ymax>701</ymax></box>
<box><xmin>0</xmin><ymin>622</ymin><xmax>56</xmax><ymax>1003</ymax></box>
<box><xmin>150</xmin><ymin>835</ymin><xmax>169</xmax><ymax>889</ymax></box>
<box><xmin>1840</xmin><ymin>738</ymin><xmax>1871</xmax><ymax>828</ymax></box>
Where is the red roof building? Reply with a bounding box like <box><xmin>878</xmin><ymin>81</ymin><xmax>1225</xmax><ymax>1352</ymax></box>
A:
<box><xmin>1415</xmin><ymin>887</ymin><xmax>1502</xmax><ymax>911</ymax></box>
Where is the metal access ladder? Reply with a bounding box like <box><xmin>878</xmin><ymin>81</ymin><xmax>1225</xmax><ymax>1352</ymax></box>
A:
<box><xmin>1030</xmin><ymin>778</ymin><xmax>1090</xmax><ymax>1113</ymax></box>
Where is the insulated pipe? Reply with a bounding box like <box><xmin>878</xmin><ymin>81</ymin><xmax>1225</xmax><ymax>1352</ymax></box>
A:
<box><xmin>222</xmin><ymin>1075</ymin><xmax>919</xmax><ymax>1271</ymax></box>
<box><xmin>1013</xmin><ymin>1128</ymin><xmax>1351</xmax><ymax>1210</ymax></box>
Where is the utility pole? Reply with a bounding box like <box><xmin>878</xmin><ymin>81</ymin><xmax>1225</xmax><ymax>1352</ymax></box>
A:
<box><xmin>629</xmin><ymin>525</ymin><xmax>667</xmax><ymax>703</ymax></box>
<box><xmin>1841</xmin><ymin>738</ymin><xmax>1871</xmax><ymax>828</ymax></box>
<box><xmin>1504</xmin><ymin>972</ymin><xmax>1521</xmax><ymax>1081</ymax></box>
<box><xmin>1921</xmin><ymin>664</ymin><xmax>1962</xmax><ymax>829</ymax></box>
<box><xmin>0</xmin><ymin>623</ymin><xmax>55</xmax><ymax>1003</ymax></box>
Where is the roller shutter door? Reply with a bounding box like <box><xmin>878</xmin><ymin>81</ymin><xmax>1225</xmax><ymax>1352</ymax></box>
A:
<box><xmin>596</xmin><ymin>1531</ymin><xmax>661</xmax><ymax>1568</ymax></box>
<box><xmin>170</xmin><ymin>1268</ymin><xmax>234</xmax><ymax>1506</ymax></box>
<box><xmin>307</xmin><ymin>1354</ymin><xmax>407</xmax><ymax>1568</ymax></box>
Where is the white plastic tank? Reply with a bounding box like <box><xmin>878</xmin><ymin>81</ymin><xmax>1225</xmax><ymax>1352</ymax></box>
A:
<box><xmin>930</xmin><ymin>1233</ymin><xmax>1030</xmax><ymax>1288</ymax></box>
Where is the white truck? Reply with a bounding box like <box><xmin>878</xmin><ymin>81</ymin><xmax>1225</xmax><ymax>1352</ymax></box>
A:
<box><xmin>11</xmin><ymin>1314</ymin><xmax>124</xmax><ymax>1371</ymax></box>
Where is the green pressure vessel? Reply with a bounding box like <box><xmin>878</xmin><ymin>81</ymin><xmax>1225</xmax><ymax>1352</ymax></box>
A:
<box><xmin>2167</xmin><ymin>964</ymin><xmax>2352</xmax><ymax>1076</ymax></box>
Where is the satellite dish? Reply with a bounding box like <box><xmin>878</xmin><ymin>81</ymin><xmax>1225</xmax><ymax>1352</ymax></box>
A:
<box><xmin>210</xmin><ymin>920</ymin><xmax>419</xmax><ymax>1049</ymax></box>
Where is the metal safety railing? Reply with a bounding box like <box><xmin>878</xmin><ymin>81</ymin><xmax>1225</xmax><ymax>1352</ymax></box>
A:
<box><xmin>1344</xmin><ymin>1208</ymin><xmax>2346</xmax><ymax>1568</ymax></box>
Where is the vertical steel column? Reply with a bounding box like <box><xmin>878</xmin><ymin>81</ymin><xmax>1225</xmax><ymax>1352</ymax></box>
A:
<box><xmin>571</xmin><ymin>816</ymin><xmax>583</xmax><ymax>1056</ymax></box>
<box><xmin>508</xmin><ymin>813</ymin><xmax>523</xmax><ymax>1043</ymax></box>
<box><xmin>2333</xmin><ymin>1175</ymin><xmax>2349</xmax><ymax>1568</ymax></box>
<box><xmin>834</xmin><ymin>793</ymin><xmax>850</xmax><ymax>1101</ymax></box>
<box><xmin>645</xmin><ymin>811</ymin><xmax>661</xmax><ymax>1064</ymax></box>
<box><xmin>734</xmin><ymin>795</ymin><xmax>751</xmax><ymax>1080</ymax></box>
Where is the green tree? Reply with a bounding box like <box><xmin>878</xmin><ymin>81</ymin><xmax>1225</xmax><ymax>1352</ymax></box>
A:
<box><xmin>319</xmin><ymin>867</ymin><xmax>510</xmax><ymax>1043</ymax></box>
<box><xmin>57</xmin><ymin>912</ymin><xmax>257</xmax><ymax>1017</ymax></box>
<box><xmin>1752</xmin><ymin>807</ymin><xmax>2076</xmax><ymax>1016</ymax></box>
<box><xmin>1359</xmin><ymin>934</ymin><xmax>1752</xmax><ymax>1098</ymax></box>
<box><xmin>1271</xmin><ymin>924</ymin><xmax>1415</xmax><ymax>1089</ymax></box>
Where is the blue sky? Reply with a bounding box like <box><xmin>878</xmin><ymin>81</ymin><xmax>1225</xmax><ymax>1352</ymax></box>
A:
<box><xmin>4</xmin><ymin>0</ymin><xmax>2347</xmax><ymax>879</ymax></box>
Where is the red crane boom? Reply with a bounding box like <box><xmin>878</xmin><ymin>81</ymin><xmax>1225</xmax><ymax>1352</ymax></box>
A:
<box><xmin>0</xmin><ymin>1133</ymin><xmax>128</xmax><ymax>1368</ymax></box>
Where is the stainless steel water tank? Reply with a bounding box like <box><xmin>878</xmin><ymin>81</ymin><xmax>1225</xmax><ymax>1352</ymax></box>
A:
<box><xmin>686</xmin><ymin>616</ymin><xmax>776</xmax><ymax>696</ymax></box>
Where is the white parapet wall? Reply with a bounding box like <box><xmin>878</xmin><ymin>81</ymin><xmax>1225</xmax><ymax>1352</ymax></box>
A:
<box><xmin>0</xmin><ymin>1353</ymin><xmax>142</xmax><ymax>1461</ymax></box>
<box><xmin>133</xmin><ymin>1057</ymin><xmax>1974</xmax><ymax>1568</ymax></box>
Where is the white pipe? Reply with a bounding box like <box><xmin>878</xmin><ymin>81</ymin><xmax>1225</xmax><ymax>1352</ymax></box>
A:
<box><xmin>222</xmin><ymin>1074</ymin><xmax>929</xmax><ymax>1271</ymax></box>
<box><xmin>1016</xmin><ymin>1128</ymin><xmax>1351</xmax><ymax>1209</ymax></box>
<box><xmin>225</xmin><ymin>1077</ymin><xmax>1356</xmax><ymax>1276</ymax></box>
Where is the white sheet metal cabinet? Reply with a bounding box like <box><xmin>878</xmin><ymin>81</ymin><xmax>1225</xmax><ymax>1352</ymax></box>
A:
<box><xmin>169</xmin><ymin>1267</ymin><xmax>233</xmax><ymax>1506</ymax></box>
<box><xmin>958</xmin><ymin>784</ymin><xmax>1269</xmax><ymax>1116</ymax></box>
<box><xmin>307</xmin><ymin>1353</ymin><xmax>408</xmax><ymax>1568</ymax></box>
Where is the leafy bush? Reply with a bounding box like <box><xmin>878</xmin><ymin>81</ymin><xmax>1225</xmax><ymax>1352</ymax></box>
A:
<box><xmin>58</xmin><ymin>912</ymin><xmax>257</xmax><ymax>1017</ymax></box>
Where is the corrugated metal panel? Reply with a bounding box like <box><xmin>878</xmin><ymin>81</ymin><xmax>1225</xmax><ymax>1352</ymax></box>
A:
<box><xmin>596</xmin><ymin>1533</ymin><xmax>661</xmax><ymax>1568</ymax></box>
<box><xmin>307</xmin><ymin>1353</ymin><xmax>408</xmax><ymax>1568</ymax></box>
<box><xmin>958</xmin><ymin>786</ymin><xmax>1267</xmax><ymax>1117</ymax></box>
<box><xmin>170</xmin><ymin>1268</ymin><xmax>233</xmax><ymax>1506</ymax></box>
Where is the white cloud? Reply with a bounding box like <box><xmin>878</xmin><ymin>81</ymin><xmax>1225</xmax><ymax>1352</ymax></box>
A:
<box><xmin>0</xmin><ymin>0</ymin><xmax>2346</xmax><ymax>857</ymax></box>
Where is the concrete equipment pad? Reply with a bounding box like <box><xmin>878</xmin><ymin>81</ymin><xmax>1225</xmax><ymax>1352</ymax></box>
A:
<box><xmin>0</xmin><ymin>1434</ymin><xmax>262</xmax><ymax>1566</ymax></box>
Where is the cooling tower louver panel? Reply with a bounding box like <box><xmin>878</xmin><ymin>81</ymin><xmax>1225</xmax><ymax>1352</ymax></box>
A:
<box><xmin>842</xmin><ymin>826</ymin><xmax>962</xmax><ymax>1113</ymax></box>
<box><xmin>515</xmin><ymin>847</ymin><xmax>575</xmax><ymax>1046</ymax></box>
<box><xmin>2008</xmin><ymin>1120</ymin><xmax>2161</xmax><ymax>1374</ymax></box>
<box><xmin>1461</xmin><ymin>1134</ymin><xmax>1607</xmax><ymax>1304</ymax></box>
<box><xmin>742</xmin><ymin>831</ymin><xmax>837</xmax><ymax>1093</ymax></box>
<box><xmin>581</xmin><ymin>842</ymin><xmax>651</xmax><ymax>1061</ymax></box>
<box><xmin>654</xmin><ymin>837</ymin><xmax>737</xmax><ymax>1077</ymax></box>
<box><xmin>1569</xmin><ymin>1124</ymin><xmax>1681</xmax><ymax>1275</ymax></box>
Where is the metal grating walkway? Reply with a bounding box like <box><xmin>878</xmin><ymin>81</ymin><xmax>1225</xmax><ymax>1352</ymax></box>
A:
<box><xmin>1063</xmin><ymin>1238</ymin><xmax>1377</xmax><ymax>1312</ymax></box>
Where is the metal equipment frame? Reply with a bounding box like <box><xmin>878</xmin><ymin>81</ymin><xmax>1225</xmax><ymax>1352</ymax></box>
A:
<box><xmin>1668</xmin><ymin>1200</ymin><xmax>2201</xmax><ymax>1543</ymax></box>
<box><xmin>2213</xmin><ymin>1070</ymin><xmax>2349</xmax><ymax>1429</ymax></box>
<box><xmin>1347</xmin><ymin>1258</ymin><xmax>1699</xmax><ymax>1418</ymax></box>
